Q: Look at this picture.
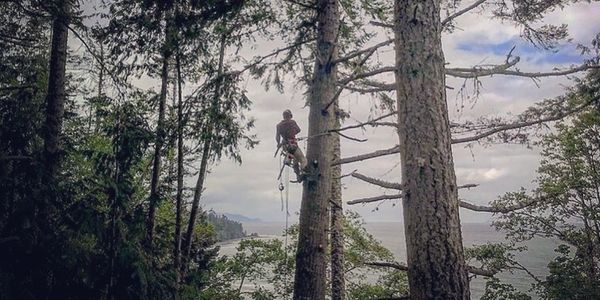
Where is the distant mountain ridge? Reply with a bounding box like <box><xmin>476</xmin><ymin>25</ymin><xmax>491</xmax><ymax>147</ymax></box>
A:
<box><xmin>222</xmin><ymin>213</ymin><xmax>262</xmax><ymax>222</ymax></box>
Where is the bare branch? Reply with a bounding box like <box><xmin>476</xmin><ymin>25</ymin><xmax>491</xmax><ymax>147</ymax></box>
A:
<box><xmin>441</xmin><ymin>0</ymin><xmax>488</xmax><ymax>27</ymax></box>
<box><xmin>225</xmin><ymin>38</ymin><xmax>316</xmax><ymax>77</ymax></box>
<box><xmin>446</xmin><ymin>62</ymin><xmax>599</xmax><ymax>79</ymax></box>
<box><xmin>324</xmin><ymin>48</ymin><xmax>378</xmax><ymax>111</ymax></box>
<box><xmin>336</xmin><ymin>131</ymin><xmax>368</xmax><ymax>142</ymax></box>
<box><xmin>333</xmin><ymin>38</ymin><xmax>394</xmax><ymax>64</ymax></box>
<box><xmin>369</xmin><ymin>21</ymin><xmax>393</xmax><ymax>29</ymax></box>
<box><xmin>332</xmin><ymin>111</ymin><xmax>396</xmax><ymax>132</ymax></box>
<box><xmin>351</xmin><ymin>172</ymin><xmax>402</xmax><ymax>189</ymax></box>
<box><xmin>459</xmin><ymin>198</ymin><xmax>538</xmax><ymax>213</ymax></box>
<box><xmin>452</xmin><ymin>94</ymin><xmax>599</xmax><ymax>144</ymax></box>
<box><xmin>347</xmin><ymin>184</ymin><xmax>478</xmax><ymax>205</ymax></box>
<box><xmin>366</xmin><ymin>261</ymin><xmax>497</xmax><ymax>277</ymax></box>
<box><xmin>347</xmin><ymin>194</ymin><xmax>402</xmax><ymax>205</ymax></box>
<box><xmin>340</xmin><ymin>66</ymin><xmax>395</xmax><ymax>84</ymax></box>
<box><xmin>333</xmin><ymin>145</ymin><xmax>400</xmax><ymax>165</ymax></box>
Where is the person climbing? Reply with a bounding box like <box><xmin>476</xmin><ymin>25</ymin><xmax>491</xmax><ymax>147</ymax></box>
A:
<box><xmin>276</xmin><ymin>109</ymin><xmax>307</xmax><ymax>182</ymax></box>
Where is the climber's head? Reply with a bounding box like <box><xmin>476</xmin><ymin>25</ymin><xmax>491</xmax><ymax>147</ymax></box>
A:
<box><xmin>283</xmin><ymin>109</ymin><xmax>293</xmax><ymax>120</ymax></box>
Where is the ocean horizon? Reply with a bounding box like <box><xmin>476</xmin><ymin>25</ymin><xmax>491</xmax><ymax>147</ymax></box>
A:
<box><xmin>218</xmin><ymin>221</ymin><xmax>559</xmax><ymax>299</ymax></box>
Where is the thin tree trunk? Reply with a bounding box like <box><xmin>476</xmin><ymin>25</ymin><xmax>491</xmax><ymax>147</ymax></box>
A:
<box><xmin>173</xmin><ymin>54</ymin><xmax>184</xmax><ymax>298</ymax></box>
<box><xmin>146</xmin><ymin>15</ymin><xmax>173</xmax><ymax>246</ymax></box>
<box><xmin>293</xmin><ymin>0</ymin><xmax>339</xmax><ymax>299</ymax></box>
<box><xmin>393</xmin><ymin>0</ymin><xmax>470</xmax><ymax>298</ymax></box>
<box><xmin>182</xmin><ymin>34</ymin><xmax>227</xmax><ymax>266</ymax></box>
<box><xmin>330</xmin><ymin>111</ymin><xmax>345</xmax><ymax>300</ymax></box>
<box><xmin>43</xmin><ymin>0</ymin><xmax>70</xmax><ymax>179</ymax></box>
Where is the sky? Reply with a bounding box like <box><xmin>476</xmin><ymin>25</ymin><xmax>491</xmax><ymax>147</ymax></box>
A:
<box><xmin>76</xmin><ymin>1</ymin><xmax>600</xmax><ymax>223</ymax></box>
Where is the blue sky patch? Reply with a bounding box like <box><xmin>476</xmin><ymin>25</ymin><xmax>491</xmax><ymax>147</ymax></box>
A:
<box><xmin>456</xmin><ymin>37</ymin><xmax>588</xmax><ymax>65</ymax></box>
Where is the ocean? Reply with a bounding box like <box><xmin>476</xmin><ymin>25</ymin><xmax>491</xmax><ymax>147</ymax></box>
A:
<box><xmin>218</xmin><ymin>221</ymin><xmax>560</xmax><ymax>299</ymax></box>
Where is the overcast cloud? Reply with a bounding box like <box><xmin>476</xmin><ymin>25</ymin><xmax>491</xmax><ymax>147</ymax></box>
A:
<box><xmin>76</xmin><ymin>1</ymin><xmax>600</xmax><ymax>223</ymax></box>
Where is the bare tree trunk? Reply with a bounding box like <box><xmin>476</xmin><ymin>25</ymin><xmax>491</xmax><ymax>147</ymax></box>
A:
<box><xmin>43</xmin><ymin>0</ymin><xmax>70</xmax><ymax>179</ymax></box>
<box><xmin>330</xmin><ymin>112</ymin><xmax>345</xmax><ymax>300</ymax></box>
<box><xmin>182</xmin><ymin>34</ymin><xmax>227</xmax><ymax>266</ymax></box>
<box><xmin>393</xmin><ymin>0</ymin><xmax>470</xmax><ymax>298</ymax></box>
<box><xmin>293</xmin><ymin>0</ymin><xmax>339</xmax><ymax>299</ymax></box>
<box><xmin>173</xmin><ymin>54</ymin><xmax>184</xmax><ymax>298</ymax></box>
<box><xmin>146</xmin><ymin>16</ymin><xmax>172</xmax><ymax>246</ymax></box>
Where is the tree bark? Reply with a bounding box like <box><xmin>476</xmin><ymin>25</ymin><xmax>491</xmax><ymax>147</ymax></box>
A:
<box><xmin>182</xmin><ymin>34</ymin><xmax>227</xmax><ymax>266</ymax></box>
<box><xmin>293</xmin><ymin>0</ymin><xmax>339</xmax><ymax>299</ymax></box>
<box><xmin>146</xmin><ymin>15</ymin><xmax>173</xmax><ymax>246</ymax></box>
<box><xmin>173</xmin><ymin>54</ymin><xmax>184</xmax><ymax>297</ymax></box>
<box><xmin>393</xmin><ymin>0</ymin><xmax>470</xmax><ymax>298</ymax></box>
<box><xmin>330</xmin><ymin>112</ymin><xmax>345</xmax><ymax>300</ymax></box>
<box><xmin>43</xmin><ymin>0</ymin><xmax>70</xmax><ymax>179</ymax></box>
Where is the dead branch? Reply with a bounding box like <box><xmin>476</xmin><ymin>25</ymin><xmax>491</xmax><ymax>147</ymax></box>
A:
<box><xmin>333</xmin><ymin>145</ymin><xmax>400</xmax><ymax>165</ymax></box>
<box><xmin>366</xmin><ymin>261</ymin><xmax>497</xmax><ymax>277</ymax></box>
<box><xmin>332</xmin><ymin>111</ymin><xmax>396</xmax><ymax>132</ymax></box>
<box><xmin>458</xmin><ymin>198</ymin><xmax>538</xmax><ymax>213</ymax></box>
<box><xmin>446</xmin><ymin>62</ymin><xmax>598</xmax><ymax>79</ymax></box>
<box><xmin>351</xmin><ymin>172</ymin><xmax>402</xmax><ymax>189</ymax></box>
<box><xmin>347</xmin><ymin>194</ymin><xmax>402</xmax><ymax>205</ymax></box>
<box><xmin>336</xmin><ymin>131</ymin><xmax>368</xmax><ymax>142</ymax></box>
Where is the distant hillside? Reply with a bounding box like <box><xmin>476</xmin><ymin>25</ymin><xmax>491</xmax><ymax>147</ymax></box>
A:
<box><xmin>206</xmin><ymin>211</ymin><xmax>246</xmax><ymax>242</ymax></box>
<box><xmin>223</xmin><ymin>213</ymin><xmax>262</xmax><ymax>223</ymax></box>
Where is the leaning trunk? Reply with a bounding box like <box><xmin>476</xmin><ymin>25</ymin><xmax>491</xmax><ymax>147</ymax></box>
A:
<box><xmin>293</xmin><ymin>0</ymin><xmax>339</xmax><ymax>299</ymax></box>
<box><xmin>330</xmin><ymin>113</ymin><xmax>345</xmax><ymax>300</ymax></box>
<box><xmin>146</xmin><ymin>15</ymin><xmax>172</xmax><ymax>246</ymax></box>
<box><xmin>43</xmin><ymin>0</ymin><xmax>70</xmax><ymax>179</ymax></box>
<box><xmin>182</xmin><ymin>34</ymin><xmax>227</xmax><ymax>265</ymax></box>
<box><xmin>393</xmin><ymin>0</ymin><xmax>470</xmax><ymax>298</ymax></box>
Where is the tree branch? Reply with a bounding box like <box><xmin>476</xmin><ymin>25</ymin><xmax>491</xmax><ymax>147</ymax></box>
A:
<box><xmin>333</xmin><ymin>145</ymin><xmax>400</xmax><ymax>165</ymax></box>
<box><xmin>459</xmin><ymin>198</ymin><xmax>539</xmax><ymax>213</ymax></box>
<box><xmin>441</xmin><ymin>0</ymin><xmax>488</xmax><ymax>27</ymax></box>
<box><xmin>452</xmin><ymin>94</ymin><xmax>599</xmax><ymax>144</ymax></box>
<box><xmin>351</xmin><ymin>172</ymin><xmax>402</xmax><ymax>189</ymax></box>
<box><xmin>331</xmin><ymin>111</ymin><xmax>396</xmax><ymax>132</ymax></box>
<box><xmin>446</xmin><ymin>62</ymin><xmax>599</xmax><ymax>79</ymax></box>
<box><xmin>366</xmin><ymin>261</ymin><xmax>497</xmax><ymax>277</ymax></box>
<box><xmin>333</xmin><ymin>38</ymin><xmax>394</xmax><ymax>64</ymax></box>
<box><xmin>347</xmin><ymin>194</ymin><xmax>402</xmax><ymax>205</ymax></box>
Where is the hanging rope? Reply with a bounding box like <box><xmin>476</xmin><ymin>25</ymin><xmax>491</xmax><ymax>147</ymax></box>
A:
<box><xmin>277</xmin><ymin>153</ymin><xmax>291</xmax><ymax>300</ymax></box>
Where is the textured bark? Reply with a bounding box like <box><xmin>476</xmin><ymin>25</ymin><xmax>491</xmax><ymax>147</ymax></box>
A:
<box><xmin>393</xmin><ymin>0</ymin><xmax>470</xmax><ymax>298</ymax></box>
<box><xmin>174</xmin><ymin>55</ymin><xmax>184</xmax><ymax>296</ymax></box>
<box><xmin>146</xmin><ymin>16</ymin><xmax>172</xmax><ymax>246</ymax></box>
<box><xmin>43</xmin><ymin>0</ymin><xmax>70</xmax><ymax>179</ymax></box>
<box><xmin>182</xmin><ymin>34</ymin><xmax>226</xmax><ymax>265</ymax></box>
<box><xmin>293</xmin><ymin>0</ymin><xmax>339</xmax><ymax>299</ymax></box>
<box><xmin>330</xmin><ymin>114</ymin><xmax>345</xmax><ymax>300</ymax></box>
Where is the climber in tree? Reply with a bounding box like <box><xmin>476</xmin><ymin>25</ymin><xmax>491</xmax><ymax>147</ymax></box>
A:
<box><xmin>276</xmin><ymin>109</ymin><xmax>307</xmax><ymax>181</ymax></box>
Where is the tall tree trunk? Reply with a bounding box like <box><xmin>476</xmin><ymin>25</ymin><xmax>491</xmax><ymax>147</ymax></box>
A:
<box><xmin>173</xmin><ymin>54</ymin><xmax>184</xmax><ymax>297</ymax></box>
<box><xmin>330</xmin><ymin>112</ymin><xmax>345</xmax><ymax>300</ymax></box>
<box><xmin>182</xmin><ymin>34</ymin><xmax>227</xmax><ymax>265</ymax></box>
<box><xmin>393</xmin><ymin>0</ymin><xmax>470</xmax><ymax>298</ymax></box>
<box><xmin>293</xmin><ymin>0</ymin><xmax>339</xmax><ymax>299</ymax></box>
<box><xmin>43</xmin><ymin>0</ymin><xmax>70</xmax><ymax>179</ymax></box>
<box><xmin>146</xmin><ymin>16</ymin><xmax>172</xmax><ymax>246</ymax></box>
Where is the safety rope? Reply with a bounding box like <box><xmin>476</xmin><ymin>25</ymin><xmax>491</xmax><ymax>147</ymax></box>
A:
<box><xmin>278</xmin><ymin>154</ymin><xmax>291</xmax><ymax>300</ymax></box>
